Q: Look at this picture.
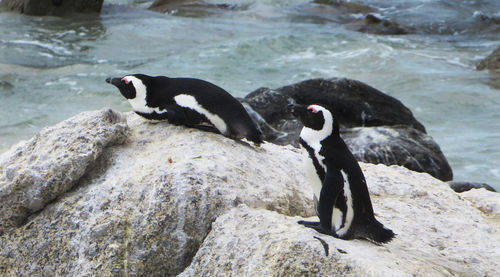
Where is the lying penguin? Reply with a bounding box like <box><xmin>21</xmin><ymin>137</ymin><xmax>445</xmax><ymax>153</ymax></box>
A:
<box><xmin>290</xmin><ymin>103</ymin><xmax>395</xmax><ymax>244</ymax></box>
<box><xmin>106</xmin><ymin>74</ymin><xmax>263</xmax><ymax>145</ymax></box>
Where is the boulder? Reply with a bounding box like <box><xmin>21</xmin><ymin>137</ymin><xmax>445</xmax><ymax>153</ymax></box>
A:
<box><xmin>0</xmin><ymin>0</ymin><xmax>104</xmax><ymax>16</ymax></box>
<box><xmin>0</xmin><ymin>109</ymin><xmax>128</xmax><ymax>234</ymax></box>
<box><xmin>149</xmin><ymin>0</ymin><xmax>246</xmax><ymax>17</ymax></box>
<box><xmin>346</xmin><ymin>14</ymin><xmax>415</xmax><ymax>35</ymax></box>
<box><xmin>181</xmin><ymin>164</ymin><xmax>500</xmax><ymax>276</ymax></box>
<box><xmin>242</xmin><ymin>78</ymin><xmax>454</xmax><ymax>181</ymax></box>
<box><xmin>0</xmin><ymin>110</ymin><xmax>499</xmax><ymax>276</ymax></box>
<box><xmin>243</xmin><ymin>78</ymin><xmax>426</xmax><ymax>134</ymax></box>
<box><xmin>477</xmin><ymin>47</ymin><xmax>500</xmax><ymax>71</ymax></box>
<box><xmin>448</xmin><ymin>181</ymin><xmax>496</xmax><ymax>193</ymax></box>
<box><xmin>342</xmin><ymin>126</ymin><xmax>452</xmax><ymax>181</ymax></box>
<box><xmin>0</xmin><ymin>111</ymin><xmax>313</xmax><ymax>276</ymax></box>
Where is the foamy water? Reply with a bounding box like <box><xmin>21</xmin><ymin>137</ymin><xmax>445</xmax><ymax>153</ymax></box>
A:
<box><xmin>0</xmin><ymin>0</ymin><xmax>499</xmax><ymax>190</ymax></box>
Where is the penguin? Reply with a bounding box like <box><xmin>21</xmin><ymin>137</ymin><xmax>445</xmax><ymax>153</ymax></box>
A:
<box><xmin>290</xmin><ymin>103</ymin><xmax>395</xmax><ymax>244</ymax></box>
<box><xmin>106</xmin><ymin>74</ymin><xmax>263</xmax><ymax>144</ymax></box>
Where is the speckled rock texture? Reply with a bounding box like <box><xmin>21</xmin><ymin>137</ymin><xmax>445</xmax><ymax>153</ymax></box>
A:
<box><xmin>1</xmin><ymin>110</ymin><xmax>499</xmax><ymax>276</ymax></box>
<box><xmin>0</xmin><ymin>109</ymin><xmax>128</xmax><ymax>234</ymax></box>
<box><xmin>181</xmin><ymin>165</ymin><xmax>500</xmax><ymax>277</ymax></box>
<box><xmin>0</xmin><ymin>111</ymin><xmax>313</xmax><ymax>276</ymax></box>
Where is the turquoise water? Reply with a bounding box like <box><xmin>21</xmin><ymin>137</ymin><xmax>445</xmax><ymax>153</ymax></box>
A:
<box><xmin>0</xmin><ymin>0</ymin><xmax>499</xmax><ymax>190</ymax></box>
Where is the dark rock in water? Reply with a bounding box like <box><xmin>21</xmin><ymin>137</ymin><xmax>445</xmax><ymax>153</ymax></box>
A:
<box><xmin>448</xmin><ymin>181</ymin><xmax>497</xmax><ymax>193</ymax></box>
<box><xmin>0</xmin><ymin>0</ymin><xmax>103</xmax><ymax>15</ymax></box>
<box><xmin>312</xmin><ymin>0</ymin><xmax>375</xmax><ymax>14</ymax></box>
<box><xmin>347</xmin><ymin>14</ymin><xmax>415</xmax><ymax>35</ymax></box>
<box><xmin>477</xmin><ymin>47</ymin><xmax>500</xmax><ymax>71</ymax></box>
<box><xmin>243</xmin><ymin>78</ymin><xmax>426</xmax><ymax>135</ymax></box>
<box><xmin>242</xmin><ymin>78</ymin><xmax>454</xmax><ymax>181</ymax></box>
<box><xmin>342</xmin><ymin>126</ymin><xmax>453</xmax><ymax>181</ymax></box>
<box><xmin>149</xmin><ymin>0</ymin><xmax>247</xmax><ymax>17</ymax></box>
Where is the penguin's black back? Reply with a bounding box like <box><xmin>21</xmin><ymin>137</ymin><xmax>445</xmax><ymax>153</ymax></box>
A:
<box><xmin>145</xmin><ymin>76</ymin><xmax>262</xmax><ymax>143</ymax></box>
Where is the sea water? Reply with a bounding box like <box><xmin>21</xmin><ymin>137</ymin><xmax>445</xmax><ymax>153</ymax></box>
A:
<box><xmin>0</xmin><ymin>0</ymin><xmax>499</xmax><ymax>190</ymax></box>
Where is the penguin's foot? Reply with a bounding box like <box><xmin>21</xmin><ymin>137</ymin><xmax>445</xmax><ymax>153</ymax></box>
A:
<box><xmin>297</xmin><ymin>220</ymin><xmax>338</xmax><ymax>237</ymax></box>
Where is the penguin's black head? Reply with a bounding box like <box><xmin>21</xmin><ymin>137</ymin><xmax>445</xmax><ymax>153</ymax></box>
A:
<box><xmin>289</xmin><ymin>103</ymin><xmax>339</xmax><ymax>134</ymax></box>
<box><xmin>105</xmin><ymin>76</ymin><xmax>138</xmax><ymax>99</ymax></box>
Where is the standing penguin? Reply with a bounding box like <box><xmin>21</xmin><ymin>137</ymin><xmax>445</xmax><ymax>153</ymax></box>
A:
<box><xmin>106</xmin><ymin>74</ymin><xmax>262</xmax><ymax>144</ymax></box>
<box><xmin>290</xmin><ymin>104</ymin><xmax>395</xmax><ymax>244</ymax></box>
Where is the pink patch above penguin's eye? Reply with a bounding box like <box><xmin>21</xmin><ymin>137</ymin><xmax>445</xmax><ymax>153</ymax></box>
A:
<box><xmin>121</xmin><ymin>77</ymin><xmax>130</xmax><ymax>84</ymax></box>
<box><xmin>307</xmin><ymin>106</ymin><xmax>318</xmax><ymax>113</ymax></box>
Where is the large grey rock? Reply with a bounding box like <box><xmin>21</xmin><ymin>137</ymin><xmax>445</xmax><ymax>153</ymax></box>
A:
<box><xmin>181</xmin><ymin>164</ymin><xmax>500</xmax><ymax>277</ymax></box>
<box><xmin>0</xmin><ymin>112</ymin><xmax>313</xmax><ymax>276</ymax></box>
<box><xmin>0</xmin><ymin>109</ymin><xmax>128</xmax><ymax>234</ymax></box>
<box><xmin>0</xmin><ymin>0</ymin><xmax>104</xmax><ymax>16</ymax></box>
<box><xmin>2</xmin><ymin>110</ymin><xmax>498</xmax><ymax>276</ymax></box>
<box><xmin>342</xmin><ymin>126</ymin><xmax>452</xmax><ymax>181</ymax></box>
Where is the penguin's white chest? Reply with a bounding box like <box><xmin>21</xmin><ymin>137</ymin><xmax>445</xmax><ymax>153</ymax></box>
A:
<box><xmin>302</xmin><ymin>150</ymin><xmax>323</xmax><ymax>204</ymax></box>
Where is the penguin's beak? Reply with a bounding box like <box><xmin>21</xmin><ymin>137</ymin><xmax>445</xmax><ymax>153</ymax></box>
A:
<box><xmin>105</xmin><ymin>77</ymin><xmax>122</xmax><ymax>87</ymax></box>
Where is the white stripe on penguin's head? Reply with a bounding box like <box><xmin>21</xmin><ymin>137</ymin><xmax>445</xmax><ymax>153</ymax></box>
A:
<box><xmin>300</xmin><ymin>104</ymin><xmax>335</xmax><ymax>146</ymax></box>
<box><xmin>122</xmin><ymin>76</ymin><xmax>151</xmax><ymax>114</ymax></box>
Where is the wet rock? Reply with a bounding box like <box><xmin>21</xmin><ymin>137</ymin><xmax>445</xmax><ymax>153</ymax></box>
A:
<box><xmin>342</xmin><ymin>126</ymin><xmax>453</xmax><ymax>181</ymax></box>
<box><xmin>347</xmin><ymin>14</ymin><xmax>415</xmax><ymax>35</ymax></box>
<box><xmin>448</xmin><ymin>181</ymin><xmax>496</xmax><ymax>193</ymax></box>
<box><xmin>149</xmin><ymin>0</ymin><xmax>247</xmax><ymax>17</ymax></box>
<box><xmin>477</xmin><ymin>47</ymin><xmax>500</xmax><ymax>71</ymax></box>
<box><xmin>0</xmin><ymin>112</ymin><xmax>313</xmax><ymax>276</ymax></box>
<box><xmin>0</xmin><ymin>109</ymin><xmax>128</xmax><ymax>234</ymax></box>
<box><xmin>312</xmin><ymin>0</ymin><xmax>375</xmax><ymax>14</ymax></box>
<box><xmin>244</xmin><ymin>78</ymin><xmax>426</xmax><ymax>134</ymax></box>
<box><xmin>242</xmin><ymin>78</ymin><xmax>454</xmax><ymax>181</ymax></box>
<box><xmin>181</xmin><ymin>164</ymin><xmax>500</xmax><ymax>276</ymax></box>
<box><xmin>0</xmin><ymin>0</ymin><xmax>104</xmax><ymax>15</ymax></box>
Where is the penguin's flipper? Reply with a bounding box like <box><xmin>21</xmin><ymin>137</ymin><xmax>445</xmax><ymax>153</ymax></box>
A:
<box><xmin>317</xmin><ymin>169</ymin><xmax>345</xmax><ymax>235</ymax></box>
<box><xmin>160</xmin><ymin>104</ymin><xmax>188</xmax><ymax>126</ymax></box>
<box><xmin>191</xmin><ymin>124</ymin><xmax>220</xmax><ymax>134</ymax></box>
<box><xmin>161</xmin><ymin>104</ymin><xmax>206</xmax><ymax>126</ymax></box>
<box><xmin>297</xmin><ymin>220</ymin><xmax>321</xmax><ymax>227</ymax></box>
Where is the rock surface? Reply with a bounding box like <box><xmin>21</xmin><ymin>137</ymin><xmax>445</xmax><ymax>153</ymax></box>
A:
<box><xmin>181</xmin><ymin>164</ymin><xmax>500</xmax><ymax>276</ymax></box>
<box><xmin>0</xmin><ymin>0</ymin><xmax>104</xmax><ymax>16</ymax></box>
<box><xmin>448</xmin><ymin>181</ymin><xmax>496</xmax><ymax>193</ymax></box>
<box><xmin>0</xmin><ymin>111</ymin><xmax>313</xmax><ymax>276</ymax></box>
<box><xmin>342</xmin><ymin>126</ymin><xmax>452</xmax><ymax>181</ymax></box>
<box><xmin>477</xmin><ymin>47</ymin><xmax>500</xmax><ymax>71</ymax></box>
<box><xmin>1</xmin><ymin>110</ymin><xmax>498</xmax><ymax>276</ymax></box>
<box><xmin>0</xmin><ymin>109</ymin><xmax>128</xmax><ymax>234</ymax></box>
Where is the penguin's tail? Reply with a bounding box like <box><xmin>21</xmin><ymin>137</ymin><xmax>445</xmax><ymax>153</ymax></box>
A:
<box><xmin>360</xmin><ymin>219</ymin><xmax>395</xmax><ymax>244</ymax></box>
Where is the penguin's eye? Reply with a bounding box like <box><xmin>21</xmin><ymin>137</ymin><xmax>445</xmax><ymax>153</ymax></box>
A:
<box><xmin>307</xmin><ymin>106</ymin><xmax>318</xmax><ymax>113</ymax></box>
<box><xmin>121</xmin><ymin>77</ymin><xmax>130</xmax><ymax>84</ymax></box>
